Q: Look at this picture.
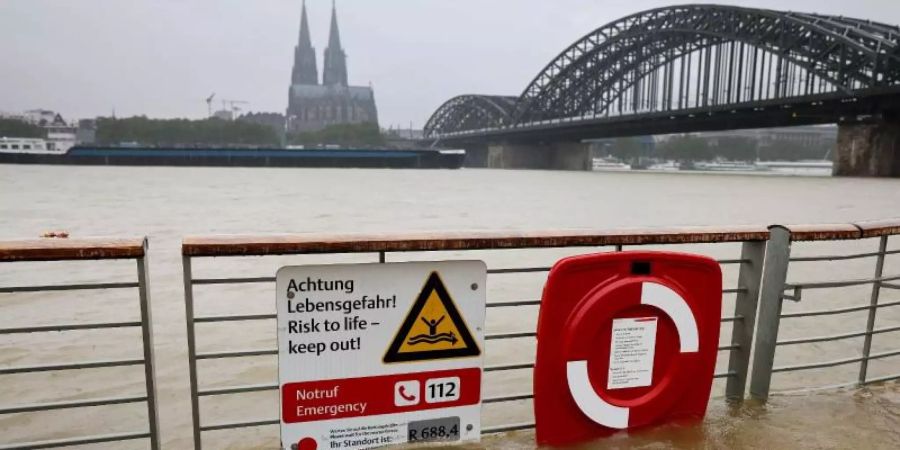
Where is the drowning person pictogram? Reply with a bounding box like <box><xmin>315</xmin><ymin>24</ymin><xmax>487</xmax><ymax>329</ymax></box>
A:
<box><xmin>383</xmin><ymin>272</ymin><xmax>480</xmax><ymax>363</ymax></box>
<box><xmin>406</xmin><ymin>316</ymin><xmax>459</xmax><ymax>346</ymax></box>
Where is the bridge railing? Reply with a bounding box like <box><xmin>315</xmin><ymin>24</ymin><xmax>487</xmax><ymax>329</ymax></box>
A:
<box><xmin>0</xmin><ymin>237</ymin><xmax>159</xmax><ymax>450</ymax></box>
<box><xmin>750</xmin><ymin>220</ymin><xmax>900</xmax><ymax>398</ymax></box>
<box><xmin>180</xmin><ymin>225</ymin><xmax>771</xmax><ymax>447</ymax></box>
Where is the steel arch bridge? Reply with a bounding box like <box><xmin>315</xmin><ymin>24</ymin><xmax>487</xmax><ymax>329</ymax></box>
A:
<box><xmin>424</xmin><ymin>4</ymin><xmax>900</xmax><ymax>140</ymax></box>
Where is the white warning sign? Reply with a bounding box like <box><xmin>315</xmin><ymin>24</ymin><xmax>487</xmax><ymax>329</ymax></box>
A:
<box><xmin>607</xmin><ymin>317</ymin><xmax>658</xmax><ymax>390</ymax></box>
<box><xmin>276</xmin><ymin>261</ymin><xmax>486</xmax><ymax>450</ymax></box>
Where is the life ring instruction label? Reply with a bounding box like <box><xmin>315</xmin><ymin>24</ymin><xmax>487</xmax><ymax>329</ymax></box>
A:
<box><xmin>607</xmin><ymin>317</ymin><xmax>658</xmax><ymax>390</ymax></box>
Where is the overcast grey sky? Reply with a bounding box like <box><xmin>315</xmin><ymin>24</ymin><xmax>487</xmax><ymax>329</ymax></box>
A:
<box><xmin>2</xmin><ymin>0</ymin><xmax>899</xmax><ymax>128</ymax></box>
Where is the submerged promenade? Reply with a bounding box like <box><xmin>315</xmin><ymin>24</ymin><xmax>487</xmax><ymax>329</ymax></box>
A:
<box><xmin>1</xmin><ymin>217</ymin><xmax>899</xmax><ymax>448</ymax></box>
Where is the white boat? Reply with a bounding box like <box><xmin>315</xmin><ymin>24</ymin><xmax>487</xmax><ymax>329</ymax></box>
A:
<box><xmin>0</xmin><ymin>137</ymin><xmax>72</xmax><ymax>155</ymax></box>
<box><xmin>692</xmin><ymin>161</ymin><xmax>761</xmax><ymax>172</ymax></box>
<box><xmin>592</xmin><ymin>158</ymin><xmax>631</xmax><ymax>171</ymax></box>
<box><xmin>646</xmin><ymin>161</ymin><xmax>680</xmax><ymax>171</ymax></box>
<box><xmin>756</xmin><ymin>160</ymin><xmax>833</xmax><ymax>175</ymax></box>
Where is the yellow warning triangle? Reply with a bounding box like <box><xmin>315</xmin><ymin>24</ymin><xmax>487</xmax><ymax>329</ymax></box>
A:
<box><xmin>383</xmin><ymin>272</ymin><xmax>480</xmax><ymax>363</ymax></box>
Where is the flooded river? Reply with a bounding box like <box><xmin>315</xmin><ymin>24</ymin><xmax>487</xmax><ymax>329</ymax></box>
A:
<box><xmin>1</xmin><ymin>165</ymin><xmax>899</xmax><ymax>449</ymax></box>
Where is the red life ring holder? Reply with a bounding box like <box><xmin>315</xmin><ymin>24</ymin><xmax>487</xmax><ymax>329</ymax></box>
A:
<box><xmin>562</xmin><ymin>277</ymin><xmax>700</xmax><ymax>429</ymax></box>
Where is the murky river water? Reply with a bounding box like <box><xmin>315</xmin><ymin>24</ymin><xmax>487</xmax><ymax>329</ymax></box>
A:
<box><xmin>1</xmin><ymin>165</ymin><xmax>899</xmax><ymax>449</ymax></box>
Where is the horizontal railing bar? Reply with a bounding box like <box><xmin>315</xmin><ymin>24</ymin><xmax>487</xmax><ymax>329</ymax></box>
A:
<box><xmin>864</xmin><ymin>372</ymin><xmax>900</xmax><ymax>385</ymax></box>
<box><xmin>866</xmin><ymin>348</ymin><xmax>900</xmax><ymax>362</ymax></box>
<box><xmin>721</xmin><ymin>315</ymin><xmax>743</xmax><ymax>323</ymax></box>
<box><xmin>785</xmin><ymin>273</ymin><xmax>900</xmax><ymax>291</ymax></box>
<box><xmin>195</xmin><ymin>349</ymin><xmax>277</xmax><ymax>360</ymax></box>
<box><xmin>486</xmin><ymin>300</ymin><xmax>541</xmax><ymax>308</ymax></box>
<box><xmin>200</xmin><ymin>418</ymin><xmax>279</xmax><ymax>432</ymax></box>
<box><xmin>482</xmin><ymin>393</ymin><xmax>534</xmax><ymax>404</ymax></box>
<box><xmin>483</xmin><ymin>258</ymin><xmax>751</xmax><ymax>274</ymax></box>
<box><xmin>777</xmin><ymin>324</ymin><xmax>900</xmax><ymax>346</ymax></box>
<box><xmin>487</xmin><ymin>292</ymin><xmax>740</xmax><ymax>309</ymax></box>
<box><xmin>774</xmin><ymin>348</ymin><xmax>900</xmax><ymax>373</ymax></box>
<box><xmin>0</xmin><ymin>321</ymin><xmax>142</xmax><ymax>335</ymax></box>
<box><xmin>194</xmin><ymin>261</ymin><xmax>750</xmax><ymax>280</ymax></box>
<box><xmin>0</xmin><ymin>282</ymin><xmax>138</xmax><ymax>294</ymax></box>
<box><xmin>182</xmin><ymin>226</ymin><xmax>772</xmax><ymax>257</ymax></box>
<box><xmin>192</xmin><ymin>276</ymin><xmax>275</xmax><ymax>285</ymax></box>
<box><xmin>718</xmin><ymin>343</ymin><xmax>741</xmax><ymax>351</ymax></box>
<box><xmin>778</xmin><ymin>330</ymin><xmax>866</xmax><ymax>346</ymax></box>
<box><xmin>774</xmin><ymin>355</ymin><xmax>861</xmax><ymax>373</ymax></box>
<box><xmin>199</xmin><ymin>383</ymin><xmax>279</xmax><ymax>397</ymax></box>
<box><xmin>781</xmin><ymin>299</ymin><xmax>900</xmax><ymax>318</ymax></box>
<box><xmin>193</xmin><ymin>313</ymin><xmax>276</xmax><ymax>323</ymax></box>
<box><xmin>485</xmin><ymin>332</ymin><xmax>537</xmax><ymax>340</ymax></box>
<box><xmin>0</xmin><ymin>431</ymin><xmax>150</xmax><ymax>450</ymax></box>
<box><xmin>482</xmin><ymin>422</ymin><xmax>536</xmax><ymax>434</ymax></box>
<box><xmin>487</xmin><ymin>267</ymin><xmax>551</xmax><ymax>274</ymax></box>
<box><xmin>790</xmin><ymin>248</ymin><xmax>900</xmax><ymax>262</ymax></box>
<box><xmin>717</xmin><ymin>259</ymin><xmax>749</xmax><ymax>265</ymax></box>
<box><xmin>0</xmin><ymin>395</ymin><xmax>147</xmax><ymax>415</ymax></box>
<box><xmin>0</xmin><ymin>237</ymin><xmax>147</xmax><ymax>262</ymax></box>
<box><xmin>485</xmin><ymin>362</ymin><xmax>534</xmax><ymax>372</ymax></box>
<box><xmin>0</xmin><ymin>358</ymin><xmax>145</xmax><ymax>375</ymax></box>
<box><xmin>714</xmin><ymin>371</ymin><xmax>737</xmax><ymax>378</ymax></box>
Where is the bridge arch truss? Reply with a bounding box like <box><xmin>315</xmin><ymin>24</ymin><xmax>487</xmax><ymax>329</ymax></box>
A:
<box><xmin>425</xmin><ymin>4</ymin><xmax>900</xmax><ymax>138</ymax></box>
<box><xmin>423</xmin><ymin>95</ymin><xmax>518</xmax><ymax>138</ymax></box>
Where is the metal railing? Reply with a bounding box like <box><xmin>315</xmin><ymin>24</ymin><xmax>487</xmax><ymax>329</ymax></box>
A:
<box><xmin>3</xmin><ymin>219</ymin><xmax>897</xmax><ymax>448</ymax></box>
<box><xmin>749</xmin><ymin>220</ymin><xmax>900</xmax><ymax>400</ymax></box>
<box><xmin>180</xmin><ymin>225</ymin><xmax>770</xmax><ymax>447</ymax></box>
<box><xmin>0</xmin><ymin>237</ymin><xmax>159</xmax><ymax>450</ymax></box>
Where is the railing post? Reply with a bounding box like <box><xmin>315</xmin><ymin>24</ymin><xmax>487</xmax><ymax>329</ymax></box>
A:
<box><xmin>859</xmin><ymin>235</ymin><xmax>888</xmax><ymax>384</ymax></box>
<box><xmin>137</xmin><ymin>240</ymin><xmax>161</xmax><ymax>450</ymax></box>
<box><xmin>749</xmin><ymin>226</ymin><xmax>792</xmax><ymax>402</ymax></box>
<box><xmin>183</xmin><ymin>255</ymin><xmax>203</xmax><ymax>449</ymax></box>
<box><xmin>725</xmin><ymin>240</ymin><xmax>766</xmax><ymax>400</ymax></box>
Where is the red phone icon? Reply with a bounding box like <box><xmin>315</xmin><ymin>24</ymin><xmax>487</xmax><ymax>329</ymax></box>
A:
<box><xmin>399</xmin><ymin>385</ymin><xmax>416</xmax><ymax>402</ymax></box>
<box><xmin>394</xmin><ymin>380</ymin><xmax>420</xmax><ymax>406</ymax></box>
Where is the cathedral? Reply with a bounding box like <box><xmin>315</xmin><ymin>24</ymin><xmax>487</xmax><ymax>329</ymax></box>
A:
<box><xmin>286</xmin><ymin>1</ymin><xmax>379</xmax><ymax>133</ymax></box>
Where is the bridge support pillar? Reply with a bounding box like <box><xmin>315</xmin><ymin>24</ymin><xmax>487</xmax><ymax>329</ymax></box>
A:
<box><xmin>835</xmin><ymin>121</ymin><xmax>900</xmax><ymax>177</ymax></box>
<box><xmin>460</xmin><ymin>143</ymin><xmax>489</xmax><ymax>168</ymax></box>
<box><xmin>487</xmin><ymin>142</ymin><xmax>591</xmax><ymax>170</ymax></box>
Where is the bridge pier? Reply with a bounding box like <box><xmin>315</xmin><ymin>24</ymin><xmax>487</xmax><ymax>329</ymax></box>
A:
<box><xmin>486</xmin><ymin>142</ymin><xmax>591</xmax><ymax>170</ymax></box>
<box><xmin>835</xmin><ymin>122</ymin><xmax>900</xmax><ymax>177</ymax></box>
<box><xmin>460</xmin><ymin>144</ymin><xmax>489</xmax><ymax>168</ymax></box>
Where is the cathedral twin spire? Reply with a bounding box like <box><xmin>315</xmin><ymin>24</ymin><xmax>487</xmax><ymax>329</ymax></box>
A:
<box><xmin>292</xmin><ymin>1</ymin><xmax>348</xmax><ymax>87</ymax></box>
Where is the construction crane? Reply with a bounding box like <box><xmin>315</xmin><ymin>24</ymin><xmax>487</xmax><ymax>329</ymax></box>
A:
<box><xmin>205</xmin><ymin>93</ymin><xmax>216</xmax><ymax>117</ymax></box>
<box><xmin>221</xmin><ymin>99</ymin><xmax>250</xmax><ymax>117</ymax></box>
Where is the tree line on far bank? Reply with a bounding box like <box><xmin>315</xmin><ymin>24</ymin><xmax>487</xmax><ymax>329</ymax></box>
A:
<box><xmin>4</xmin><ymin>115</ymin><xmax>386</xmax><ymax>148</ymax></box>
<box><xmin>96</xmin><ymin>117</ymin><xmax>385</xmax><ymax>148</ymax></box>
<box><xmin>95</xmin><ymin>117</ymin><xmax>282</xmax><ymax>147</ymax></box>
<box><xmin>286</xmin><ymin>123</ymin><xmax>384</xmax><ymax>147</ymax></box>
<box><xmin>0</xmin><ymin>118</ymin><xmax>46</xmax><ymax>138</ymax></box>
<box><xmin>603</xmin><ymin>135</ymin><xmax>834</xmax><ymax>162</ymax></box>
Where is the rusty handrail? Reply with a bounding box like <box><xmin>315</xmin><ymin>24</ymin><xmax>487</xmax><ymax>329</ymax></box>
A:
<box><xmin>781</xmin><ymin>218</ymin><xmax>900</xmax><ymax>241</ymax></box>
<box><xmin>855</xmin><ymin>218</ymin><xmax>900</xmax><ymax>238</ymax></box>
<box><xmin>778</xmin><ymin>223</ymin><xmax>863</xmax><ymax>241</ymax></box>
<box><xmin>181</xmin><ymin>219</ymin><xmax>900</xmax><ymax>257</ymax></box>
<box><xmin>181</xmin><ymin>225</ymin><xmax>770</xmax><ymax>257</ymax></box>
<box><xmin>0</xmin><ymin>237</ymin><xmax>148</xmax><ymax>262</ymax></box>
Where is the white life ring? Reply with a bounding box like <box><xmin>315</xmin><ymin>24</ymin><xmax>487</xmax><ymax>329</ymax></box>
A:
<box><xmin>566</xmin><ymin>281</ymin><xmax>699</xmax><ymax>429</ymax></box>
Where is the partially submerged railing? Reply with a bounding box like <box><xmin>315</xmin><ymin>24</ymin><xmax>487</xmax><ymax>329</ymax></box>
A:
<box><xmin>181</xmin><ymin>226</ymin><xmax>770</xmax><ymax>447</ymax></box>
<box><xmin>750</xmin><ymin>219</ymin><xmax>900</xmax><ymax>399</ymax></box>
<box><xmin>0</xmin><ymin>238</ymin><xmax>159</xmax><ymax>450</ymax></box>
<box><xmin>2</xmin><ymin>220</ymin><xmax>897</xmax><ymax>448</ymax></box>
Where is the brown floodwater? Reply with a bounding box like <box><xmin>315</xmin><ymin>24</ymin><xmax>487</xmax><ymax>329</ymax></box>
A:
<box><xmin>1</xmin><ymin>165</ymin><xmax>899</xmax><ymax>449</ymax></box>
